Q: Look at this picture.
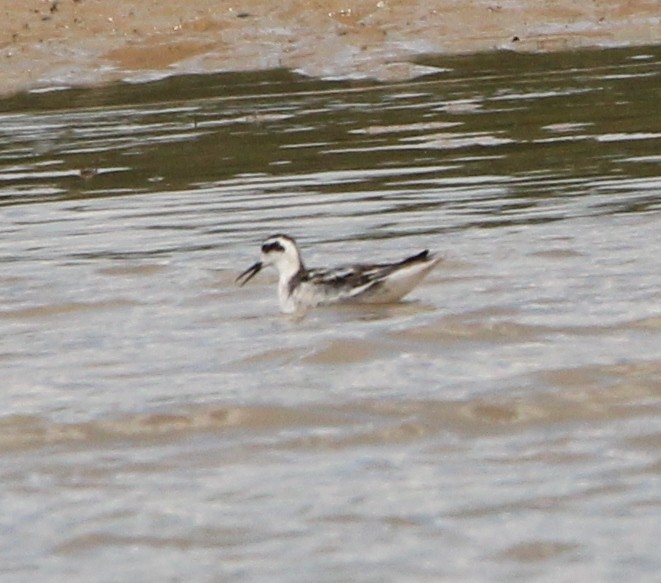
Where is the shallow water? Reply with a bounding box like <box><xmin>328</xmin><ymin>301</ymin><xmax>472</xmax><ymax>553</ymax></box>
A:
<box><xmin>1</xmin><ymin>46</ymin><xmax>660</xmax><ymax>581</ymax></box>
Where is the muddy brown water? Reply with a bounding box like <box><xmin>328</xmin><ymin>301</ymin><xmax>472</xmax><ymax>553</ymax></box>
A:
<box><xmin>1</xmin><ymin>47</ymin><xmax>660</xmax><ymax>581</ymax></box>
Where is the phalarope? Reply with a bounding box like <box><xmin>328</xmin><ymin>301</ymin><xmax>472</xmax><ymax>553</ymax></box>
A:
<box><xmin>236</xmin><ymin>234</ymin><xmax>441</xmax><ymax>313</ymax></box>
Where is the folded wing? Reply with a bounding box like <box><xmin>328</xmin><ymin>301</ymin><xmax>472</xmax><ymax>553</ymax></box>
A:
<box><xmin>304</xmin><ymin>250</ymin><xmax>439</xmax><ymax>303</ymax></box>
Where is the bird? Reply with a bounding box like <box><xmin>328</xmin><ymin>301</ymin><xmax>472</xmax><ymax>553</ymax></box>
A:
<box><xmin>236</xmin><ymin>234</ymin><xmax>441</xmax><ymax>313</ymax></box>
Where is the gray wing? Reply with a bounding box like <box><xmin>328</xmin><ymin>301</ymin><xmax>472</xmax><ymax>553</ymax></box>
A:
<box><xmin>305</xmin><ymin>250</ymin><xmax>432</xmax><ymax>295</ymax></box>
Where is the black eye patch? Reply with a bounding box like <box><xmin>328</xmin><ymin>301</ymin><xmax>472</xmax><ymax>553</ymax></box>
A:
<box><xmin>261</xmin><ymin>241</ymin><xmax>285</xmax><ymax>253</ymax></box>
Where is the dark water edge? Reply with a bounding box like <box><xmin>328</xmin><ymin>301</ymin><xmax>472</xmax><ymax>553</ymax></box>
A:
<box><xmin>1</xmin><ymin>44</ymin><xmax>659</xmax><ymax>217</ymax></box>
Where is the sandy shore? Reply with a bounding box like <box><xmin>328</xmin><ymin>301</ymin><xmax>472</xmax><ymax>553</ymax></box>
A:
<box><xmin>1</xmin><ymin>0</ymin><xmax>659</xmax><ymax>95</ymax></box>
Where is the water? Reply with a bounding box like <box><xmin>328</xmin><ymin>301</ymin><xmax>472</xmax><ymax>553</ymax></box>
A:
<box><xmin>1</xmin><ymin>46</ymin><xmax>660</xmax><ymax>581</ymax></box>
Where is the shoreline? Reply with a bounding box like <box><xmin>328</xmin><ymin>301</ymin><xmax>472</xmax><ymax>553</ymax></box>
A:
<box><xmin>1</xmin><ymin>0</ymin><xmax>660</xmax><ymax>96</ymax></box>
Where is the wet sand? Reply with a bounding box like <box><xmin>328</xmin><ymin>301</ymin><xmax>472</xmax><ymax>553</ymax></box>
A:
<box><xmin>1</xmin><ymin>0</ymin><xmax>659</xmax><ymax>95</ymax></box>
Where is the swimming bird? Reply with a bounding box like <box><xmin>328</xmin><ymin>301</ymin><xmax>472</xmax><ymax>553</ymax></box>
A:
<box><xmin>236</xmin><ymin>234</ymin><xmax>441</xmax><ymax>313</ymax></box>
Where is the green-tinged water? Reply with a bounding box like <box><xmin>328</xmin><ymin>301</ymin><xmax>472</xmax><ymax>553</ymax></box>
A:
<box><xmin>1</xmin><ymin>46</ymin><xmax>660</xmax><ymax>582</ymax></box>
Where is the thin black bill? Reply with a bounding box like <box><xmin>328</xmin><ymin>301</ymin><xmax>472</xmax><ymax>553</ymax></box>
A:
<box><xmin>235</xmin><ymin>261</ymin><xmax>263</xmax><ymax>286</ymax></box>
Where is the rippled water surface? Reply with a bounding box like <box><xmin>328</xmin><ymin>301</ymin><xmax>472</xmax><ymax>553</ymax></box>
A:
<box><xmin>1</xmin><ymin>47</ymin><xmax>660</xmax><ymax>581</ymax></box>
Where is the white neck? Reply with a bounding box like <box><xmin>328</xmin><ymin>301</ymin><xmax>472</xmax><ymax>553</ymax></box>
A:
<box><xmin>277</xmin><ymin>279</ymin><xmax>298</xmax><ymax>313</ymax></box>
<box><xmin>275</xmin><ymin>255</ymin><xmax>302</xmax><ymax>283</ymax></box>
<box><xmin>273</xmin><ymin>251</ymin><xmax>303</xmax><ymax>313</ymax></box>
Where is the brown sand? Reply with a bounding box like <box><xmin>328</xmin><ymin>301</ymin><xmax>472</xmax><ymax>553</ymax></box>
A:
<box><xmin>1</xmin><ymin>0</ymin><xmax>659</xmax><ymax>95</ymax></box>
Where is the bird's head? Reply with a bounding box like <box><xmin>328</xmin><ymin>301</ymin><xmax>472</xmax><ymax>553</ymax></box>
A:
<box><xmin>236</xmin><ymin>234</ymin><xmax>303</xmax><ymax>285</ymax></box>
